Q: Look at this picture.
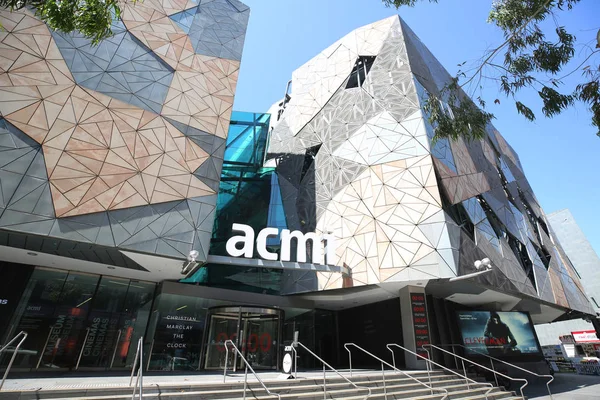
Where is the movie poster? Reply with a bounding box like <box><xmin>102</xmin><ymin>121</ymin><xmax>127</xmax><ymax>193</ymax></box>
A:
<box><xmin>457</xmin><ymin>311</ymin><xmax>542</xmax><ymax>357</ymax></box>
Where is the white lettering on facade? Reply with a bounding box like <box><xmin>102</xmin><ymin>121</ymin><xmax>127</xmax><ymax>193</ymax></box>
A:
<box><xmin>167</xmin><ymin>343</ymin><xmax>187</xmax><ymax>348</ymax></box>
<box><xmin>256</xmin><ymin>227</ymin><xmax>279</xmax><ymax>261</ymax></box>
<box><xmin>165</xmin><ymin>315</ymin><xmax>197</xmax><ymax>321</ymax></box>
<box><xmin>225</xmin><ymin>223</ymin><xmax>337</xmax><ymax>265</ymax></box>
<box><xmin>166</xmin><ymin>324</ymin><xmax>193</xmax><ymax>330</ymax></box>
<box><xmin>225</xmin><ymin>223</ymin><xmax>255</xmax><ymax>257</ymax></box>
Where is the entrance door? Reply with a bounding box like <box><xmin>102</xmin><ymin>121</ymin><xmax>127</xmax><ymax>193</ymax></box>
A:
<box><xmin>204</xmin><ymin>314</ymin><xmax>239</xmax><ymax>370</ymax></box>
<box><xmin>242</xmin><ymin>315</ymin><xmax>278</xmax><ymax>370</ymax></box>
<box><xmin>204</xmin><ymin>306</ymin><xmax>282</xmax><ymax>370</ymax></box>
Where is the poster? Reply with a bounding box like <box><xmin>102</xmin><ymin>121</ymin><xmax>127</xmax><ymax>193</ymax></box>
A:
<box><xmin>456</xmin><ymin>311</ymin><xmax>542</xmax><ymax>357</ymax></box>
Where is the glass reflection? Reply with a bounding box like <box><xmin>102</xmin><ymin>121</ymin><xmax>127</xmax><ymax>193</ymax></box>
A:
<box><xmin>4</xmin><ymin>267</ymin><xmax>155</xmax><ymax>371</ymax></box>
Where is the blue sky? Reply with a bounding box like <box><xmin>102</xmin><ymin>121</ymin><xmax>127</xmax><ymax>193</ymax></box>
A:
<box><xmin>233</xmin><ymin>0</ymin><xmax>600</xmax><ymax>255</ymax></box>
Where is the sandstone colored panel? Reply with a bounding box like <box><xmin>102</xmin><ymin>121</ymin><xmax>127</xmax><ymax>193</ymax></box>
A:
<box><xmin>0</xmin><ymin>2</ymin><xmax>247</xmax><ymax>218</ymax></box>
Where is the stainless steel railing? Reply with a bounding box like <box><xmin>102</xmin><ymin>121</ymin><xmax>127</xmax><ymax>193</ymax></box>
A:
<box><xmin>224</xmin><ymin>340</ymin><xmax>281</xmax><ymax>400</ymax></box>
<box><xmin>110</xmin><ymin>329</ymin><xmax>122</xmax><ymax>369</ymax></box>
<box><xmin>36</xmin><ymin>327</ymin><xmax>52</xmax><ymax>369</ymax></box>
<box><xmin>440</xmin><ymin>343</ymin><xmax>553</xmax><ymax>399</ymax></box>
<box><xmin>344</xmin><ymin>343</ymin><xmax>449</xmax><ymax>400</ymax></box>
<box><xmin>0</xmin><ymin>331</ymin><xmax>28</xmax><ymax>390</ymax></box>
<box><xmin>294</xmin><ymin>341</ymin><xmax>371</xmax><ymax>400</ymax></box>
<box><xmin>129</xmin><ymin>337</ymin><xmax>144</xmax><ymax>400</ymax></box>
<box><xmin>423</xmin><ymin>344</ymin><xmax>528</xmax><ymax>399</ymax></box>
<box><xmin>386</xmin><ymin>343</ymin><xmax>494</xmax><ymax>400</ymax></box>
<box><xmin>75</xmin><ymin>327</ymin><xmax>90</xmax><ymax>370</ymax></box>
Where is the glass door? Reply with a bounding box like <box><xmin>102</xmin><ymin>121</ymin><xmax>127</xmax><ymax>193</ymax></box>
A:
<box><xmin>203</xmin><ymin>306</ymin><xmax>282</xmax><ymax>370</ymax></box>
<box><xmin>242</xmin><ymin>315</ymin><xmax>278</xmax><ymax>370</ymax></box>
<box><xmin>204</xmin><ymin>314</ymin><xmax>240</xmax><ymax>370</ymax></box>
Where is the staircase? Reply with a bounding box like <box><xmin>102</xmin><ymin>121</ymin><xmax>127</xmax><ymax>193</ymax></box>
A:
<box><xmin>2</xmin><ymin>370</ymin><xmax>523</xmax><ymax>400</ymax></box>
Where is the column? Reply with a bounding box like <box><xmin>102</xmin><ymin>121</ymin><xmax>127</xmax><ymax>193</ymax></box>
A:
<box><xmin>399</xmin><ymin>285</ymin><xmax>431</xmax><ymax>369</ymax></box>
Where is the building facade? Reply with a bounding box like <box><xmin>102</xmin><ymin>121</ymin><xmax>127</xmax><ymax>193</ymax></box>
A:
<box><xmin>535</xmin><ymin>209</ymin><xmax>600</xmax><ymax>345</ymax></box>
<box><xmin>0</xmin><ymin>8</ymin><xmax>595</xmax><ymax>373</ymax></box>
<box><xmin>547</xmin><ymin>209</ymin><xmax>600</xmax><ymax>313</ymax></box>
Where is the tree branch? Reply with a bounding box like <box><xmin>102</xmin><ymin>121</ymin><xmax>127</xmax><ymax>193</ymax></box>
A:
<box><xmin>460</xmin><ymin>0</ymin><xmax>553</xmax><ymax>89</ymax></box>
<box><xmin>556</xmin><ymin>49</ymin><xmax>600</xmax><ymax>80</ymax></box>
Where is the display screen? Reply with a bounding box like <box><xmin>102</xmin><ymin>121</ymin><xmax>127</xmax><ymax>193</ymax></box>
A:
<box><xmin>457</xmin><ymin>311</ymin><xmax>542</xmax><ymax>357</ymax></box>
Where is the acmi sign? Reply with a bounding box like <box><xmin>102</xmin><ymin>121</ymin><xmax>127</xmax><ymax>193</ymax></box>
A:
<box><xmin>226</xmin><ymin>223</ymin><xmax>337</xmax><ymax>265</ymax></box>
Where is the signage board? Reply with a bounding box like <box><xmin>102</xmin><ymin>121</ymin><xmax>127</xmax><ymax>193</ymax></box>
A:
<box><xmin>282</xmin><ymin>345</ymin><xmax>295</xmax><ymax>376</ymax></box>
<box><xmin>226</xmin><ymin>223</ymin><xmax>337</xmax><ymax>265</ymax></box>
<box><xmin>572</xmin><ymin>330</ymin><xmax>600</xmax><ymax>343</ymax></box>
<box><xmin>456</xmin><ymin>311</ymin><xmax>542</xmax><ymax>358</ymax></box>
<box><xmin>410</xmin><ymin>293</ymin><xmax>430</xmax><ymax>358</ymax></box>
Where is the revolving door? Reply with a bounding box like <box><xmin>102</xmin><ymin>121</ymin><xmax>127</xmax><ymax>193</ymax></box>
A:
<box><xmin>204</xmin><ymin>306</ymin><xmax>283</xmax><ymax>370</ymax></box>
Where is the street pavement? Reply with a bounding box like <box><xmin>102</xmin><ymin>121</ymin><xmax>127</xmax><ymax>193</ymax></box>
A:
<box><xmin>525</xmin><ymin>372</ymin><xmax>600</xmax><ymax>399</ymax></box>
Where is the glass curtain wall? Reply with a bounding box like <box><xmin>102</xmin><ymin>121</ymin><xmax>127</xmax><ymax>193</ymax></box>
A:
<box><xmin>209</xmin><ymin>111</ymin><xmax>274</xmax><ymax>257</ymax></box>
<box><xmin>144</xmin><ymin>290</ymin><xmax>341</xmax><ymax>371</ymax></box>
<box><xmin>183</xmin><ymin>111</ymin><xmax>287</xmax><ymax>294</ymax></box>
<box><xmin>145</xmin><ymin>292</ymin><xmax>224</xmax><ymax>371</ymax></box>
<box><xmin>2</xmin><ymin>267</ymin><xmax>155</xmax><ymax>371</ymax></box>
<box><xmin>282</xmin><ymin>309</ymin><xmax>339</xmax><ymax>369</ymax></box>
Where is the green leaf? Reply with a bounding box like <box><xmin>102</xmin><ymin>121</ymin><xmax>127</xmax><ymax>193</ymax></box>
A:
<box><xmin>515</xmin><ymin>101</ymin><xmax>535</xmax><ymax>121</ymax></box>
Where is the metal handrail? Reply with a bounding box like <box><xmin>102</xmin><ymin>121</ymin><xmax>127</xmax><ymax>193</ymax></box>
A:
<box><xmin>224</xmin><ymin>340</ymin><xmax>281</xmax><ymax>400</ymax></box>
<box><xmin>110</xmin><ymin>329</ymin><xmax>122</xmax><ymax>369</ymax></box>
<box><xmin>0</xmin><ymin>331</ymin><xmax>28</xmax><ymax>390</ymax></box>
<box><xmin>441</xmin><ymin>343</ymin><xmax>553</xmax><ymax>399</ymax></box>
<box><xmin>423</xmin><ymin>344</ymin><xmax>528</xmax><ymax>399</ymax></box>
<box><xmin>75</xmin><ymin>327</ymin><xmax>90</xmax><ymax>370</ymax></box>
<box><xmin>386</xmin><ymin>343</ymin><xmax>494</xmax><ymax>400</ymax></box>
<box><xmin>294</xmin><ymin>341</ymin><xmax>371</xmax><ymax>400</ymax></box>
<box><xmin>36</xmin><ymin>327</ymin><xmax>52</xmax><ymax>369</ymax></box>
<box><xmin>130</xmin><ymin>337</ymin><xmax>143</xmax><ymax>400</ymax></box>
<box><xmin>344</xmin><ymin>343</ymin><xmax>448</xmax><ymax>400</ymax></box>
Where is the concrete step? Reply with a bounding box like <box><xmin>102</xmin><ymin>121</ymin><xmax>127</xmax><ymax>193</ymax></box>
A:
<box><xmin>5</xmin><ymin>383</ymin><xmax>518</xmax><ymax>400</ymax></box>
<box><xmin>2</xmin><ymin>371</ymin><xmax>520</xmax><ymax>400</ymax></box>
<box><xmin>6</xmin><ymin>378</ymin><xmax>461</xmax><ymax>400</ymax></box>
<box><xmin>3</xmin><ymin>371</ymin><xmax>453</xmax><ymax>398</ymax></box>
<box><xmin>412</xmin><ymin>392</ymin><xmax>521</xmax><ymax>400</ymax></box>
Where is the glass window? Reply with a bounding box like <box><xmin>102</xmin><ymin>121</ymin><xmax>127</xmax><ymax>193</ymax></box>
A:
<box><xmin>4</xmin><ymin>268</ymin><xmax>68</xmax><ymax>369</ymax></box>
<box><xmin>4</xmin><ymin>268</ymin><xmax>156</xmax><ymax>371</ymax></box>
<box><xmin>346</xmin><ymin>56</ymin><xmax>376</xmax><ymax>88</ymax></box>
<box><xmin>40</xmin><ymin>271</ymin><xmax>99</xmax><ymax>369</ymax></box>
<box><xmin>0</xmin><ymin>262</ymin><xmax>35</xmax><ymax>344</ymax></box>
<box><xmin>78</xmin><ymin>277</ymin><xmax>129</xmax><ymax>368</ymax></box>
<box><xmin>78</xmin><ymin>277</ymin><xmax>155</xmax><ymax>369</ymax></box>
<box><xmin>146</xmin><ymin>293</ymin><xmax>223</xmax><ymax>371</ymax></box>
<box><xmin>6</xmin><ymin>269</ymin><xmax>100</xmax><ymax>370</ymax></box>
<box><xmin>117</xmin><ymin>280</ymin><xmax>156</xmax><ymax>369</ymax></box>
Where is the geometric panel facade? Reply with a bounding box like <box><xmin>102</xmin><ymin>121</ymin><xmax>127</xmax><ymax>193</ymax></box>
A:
<box><xmin>0</xmin><ymin>2</ymin><xmax>248</xmax><ymax>264</ymax></box>
<box><xmin>0</xmin><ymin>118</ymin><xmax>55</xmax><ymax>234</ymax></box>
<box><xmin>52</xmin><ymin>20</ymin><xmax>175</xmax><ymax>114</ymax></box>
<box><xmin>265</xmin><ymin>15</ymin><xmax>594</xmax><ymax>315</ymax></box>
<box><xmin>170</xmin><ymin>0</ymin><xmax>250</xmax><ymax>61</ymax></box>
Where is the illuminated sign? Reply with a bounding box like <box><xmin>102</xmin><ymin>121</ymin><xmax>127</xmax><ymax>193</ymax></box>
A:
<box><xmin>456</xmin><ymin>311</ymin><xmax>542</xmax><ymax>357</ymax></box>
<box><xmin>225</xmin><ymin>223</ymin><xmax>337</xmax><ymax>265</ymax></box>
<box><xmin>410</xmin><ymin>292</ymin><xmax>430</xmax><ymax>358</ymax></box>
<box><xmin>572</xmin><ymin>330</ymin><xmax>600</xmax><ymax>343</ymax></box>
